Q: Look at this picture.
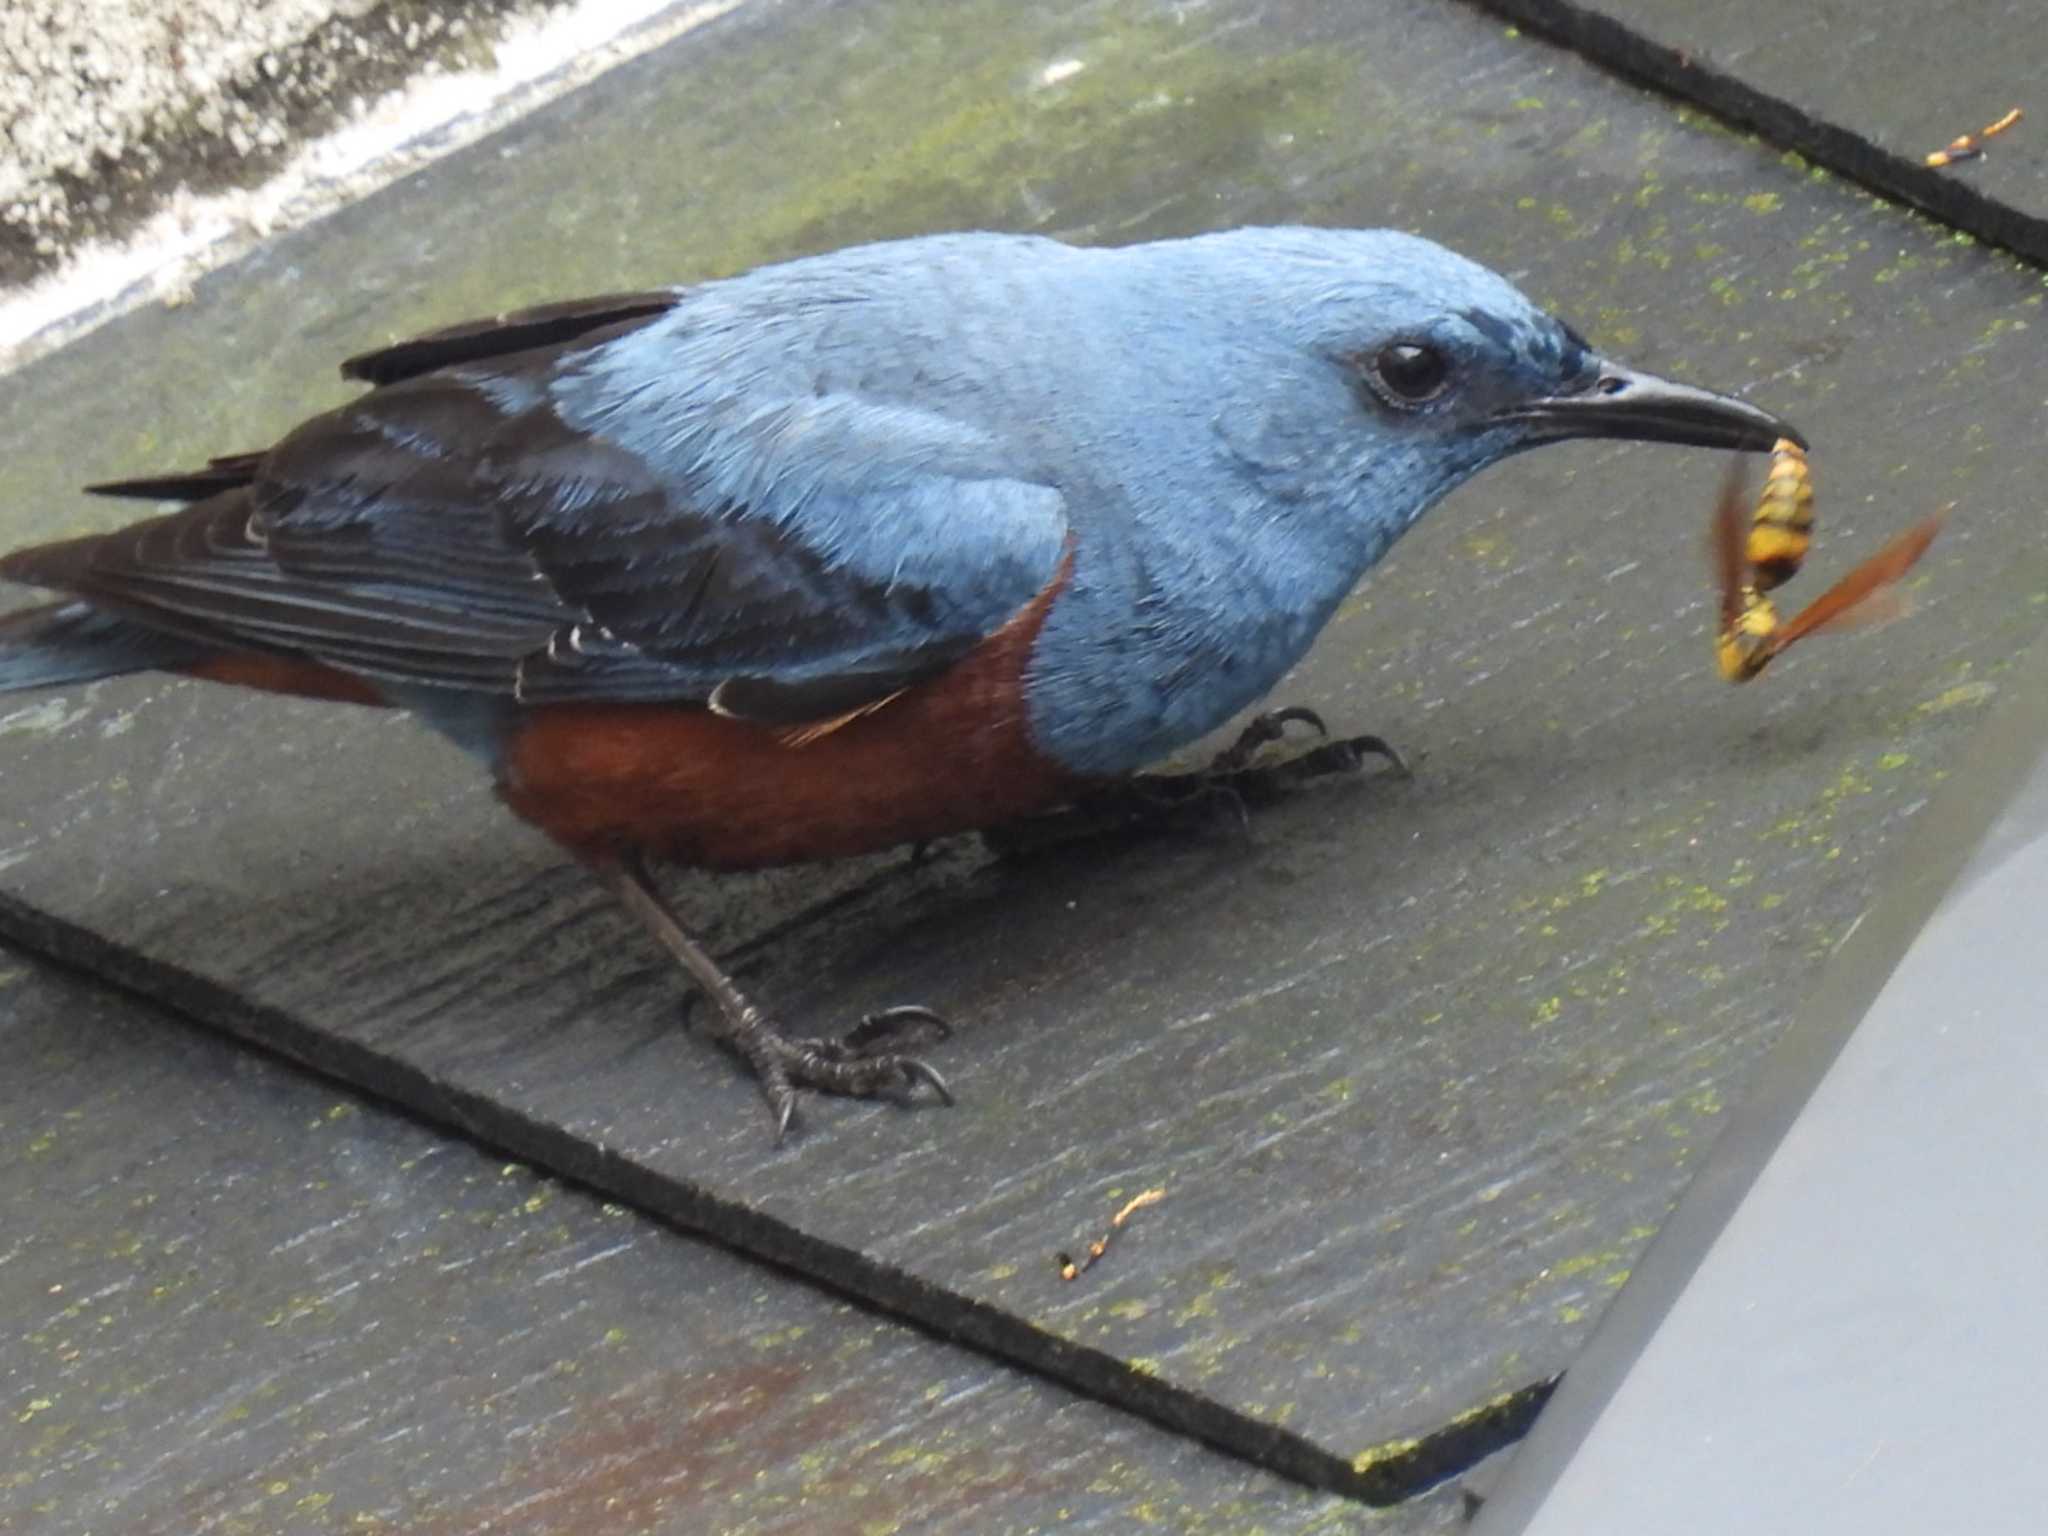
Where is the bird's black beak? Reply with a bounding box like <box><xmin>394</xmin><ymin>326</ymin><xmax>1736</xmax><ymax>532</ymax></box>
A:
<box><xmin>1497</xmin><ymin>361</ymin><xmax>1805</xmax><ymax>453</ymax></box>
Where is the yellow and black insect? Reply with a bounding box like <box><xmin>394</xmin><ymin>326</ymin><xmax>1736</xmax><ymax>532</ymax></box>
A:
<box><xmin>1712</xmin><ymin>451</ymin><xmax>1946</xmax><ymax>684</ymax></box>
<box><xmin>1744</xmin><ymin>438</ymin><xmax>1816</xmax><ymax>591</ymax></box>
<box><xmin>1926</xmin><ymin>106</ymin><xmax>2023</xmax><ymax>168</ymax></box>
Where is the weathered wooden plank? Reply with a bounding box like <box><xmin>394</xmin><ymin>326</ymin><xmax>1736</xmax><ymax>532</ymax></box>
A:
<box><xmin>0</xmin><ymin>947</ymin><xmax>1446</xmax><ymax>1533</ymax></box>
<box><xmin>2</xmin><ymin>0</ymin><xmax>2040</xmax><ymax>1499</ymax></box>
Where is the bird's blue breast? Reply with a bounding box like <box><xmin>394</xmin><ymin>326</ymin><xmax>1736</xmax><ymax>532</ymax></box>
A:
<box><xmin>1017</xmin><ymin>483</ymin><xmax>1410</xmax><ymax>778</ymax></box>
<box><xmin>1002</xmin><ymin>255</ymin><xmax>1455</xmax><ymax>777</ymax></box>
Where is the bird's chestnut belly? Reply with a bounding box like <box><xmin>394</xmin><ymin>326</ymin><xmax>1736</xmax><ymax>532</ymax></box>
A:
<box><xmin>497</xmin><ymin>557</ymin><xmax>1080</xmax><ymax>869</ymax></box>
<box><xmin>497</xmin><ymin>696</ymin><xmax>1074</xmax><ymax>868</ymax></box>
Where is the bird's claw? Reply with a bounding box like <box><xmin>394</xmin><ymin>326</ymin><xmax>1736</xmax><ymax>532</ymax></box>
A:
<box><xmin>1205</xmin><ymin>707</ymin><xmax>1407</xmax><ymax>787</ymax></box>
<box><xmin>1203</xmin><ymin>706</ymin><xmax>1408</xmax><ymax>798</ymax></box>
<box><xmin>1262</xmin><ymin>730</ymin><xmax>1409</xmax><ymax>785</ymax></box>
<box><xmin>1208</xmin><ymin>706</ymin><xmax>1330</xmax><ymax>774</ymax></box>
<box><xmin>727</xmin><ymin>1005</ymin><xmax>955</xmax><ymax>1143</ymax></box>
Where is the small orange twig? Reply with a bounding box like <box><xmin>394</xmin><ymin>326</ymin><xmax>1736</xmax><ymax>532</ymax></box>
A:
<box><xmin>1926</xmin><ymin>106</ymin><xmax>2023</xmax><ymax>167</ymax></box>
<box><xmin>1057</xmin><ymin>1188</ymin><xmax>1167</xmax><ymax>1281</ymax></box>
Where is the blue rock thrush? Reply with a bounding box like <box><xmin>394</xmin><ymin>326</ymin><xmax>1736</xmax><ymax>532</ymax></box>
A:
<box><xmin>0</xmin><ymin>228</ymin><xmax>1800</xmax><ymax>1137</ymax></box>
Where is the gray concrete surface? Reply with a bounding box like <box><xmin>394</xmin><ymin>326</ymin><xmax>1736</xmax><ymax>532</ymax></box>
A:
<box><xmin>1</xmin><ymin>942</ymin><xmax>1445</xmax><ymax>1534</ymax></box>
<box><xmin>6</xmin><ymin>0</ymin><xmax>2043</xmax><ymax>1504</ymax></box>
<box><xmin>1475</xmin><ymin>626</ymin><xmax>2048</xmax><ymax>1534</ymax></box>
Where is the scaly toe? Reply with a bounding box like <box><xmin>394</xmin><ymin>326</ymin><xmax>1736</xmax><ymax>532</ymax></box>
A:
<box><xmin>776</xmin><ymin>1039</ymin><xmax>955</xmax><ymax>1108</ymax></box>
<box><xmin>732</xmin><ymin>1009</ymin><xmax>958</xmax><ymax>1141</ymax></box>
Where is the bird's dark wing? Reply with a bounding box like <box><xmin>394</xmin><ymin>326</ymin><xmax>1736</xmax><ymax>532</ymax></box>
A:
<box><xmin>6</xmin><ymin>321</ymin><xmax>1069</xmax><ymax>724</ymax></box>
<box><xmin>85</xmin><ymin>296</ymin><xmax>689</xmax><ymax>501</ymax></box>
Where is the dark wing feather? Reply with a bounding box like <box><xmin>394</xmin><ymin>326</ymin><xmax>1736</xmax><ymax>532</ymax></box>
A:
<box><xmin>340</xmin><ymin>292</ymin><xmax>682</xmax><ymax>386</ymax></box>
<box><xmin>7</xmin><ymin>306</ymin><xmax>1068</xmax><ymax>721</ymax></box>
<box><xmin>88</xmin><ymin>451</ymin><xmax>270</xmax><ymax>503</ymax></box>
<box><xmin>2</xmin><ymin>492</ymin><xmax>553</xmax><ymax>687</ymax></box>
<box><xmin>76</xmin><ymin>290</ymin><xmax>679</xmax><ymax>501</ymax></box>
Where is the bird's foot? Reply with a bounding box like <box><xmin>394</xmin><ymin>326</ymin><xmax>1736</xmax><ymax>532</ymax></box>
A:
<box><xmin>1207</xmin><ymin>705</ymin><xmax>1334</xmax><ymax>774</ymax></box>
<box><xmin>726</xmin><ymin>1004</ymin><xmax>955</xmax><ymax>1144</ymax></box>
<box><xmin>1204</xmin><ymin>706</ymin><xmax>1409</xmax><ymax>788</ymax></box>
<box><xmin>983</xmin><ymin>708</ymin><xmax>1406</xmax><ymax>856</ymax></box>
<box><xmin>601</xmin><ymin>856</ymin><xmax>956</xmax><ymax>1142</ymax></box>
<box><xmin>1145</xmin><ymin>706</ymin><xmax>1408</xmax><ymax>815</ymax></box>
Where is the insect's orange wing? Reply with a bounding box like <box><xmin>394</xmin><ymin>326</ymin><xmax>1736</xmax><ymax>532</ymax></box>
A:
<box><xmin>1770</xmin><ymin>508</ymin><xmax>1949</xmax><ymax>651</ymax></box>
<box><xmin>1711</xmin><ymin>456</ymin><xmax>1753</xmax><ymax>632</ymax></box>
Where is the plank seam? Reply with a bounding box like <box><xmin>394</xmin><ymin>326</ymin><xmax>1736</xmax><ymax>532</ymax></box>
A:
<box><xmin>0</xmin><ymin>886</ymin><xmax>1552</xmax><ymax>1505</ymax></box>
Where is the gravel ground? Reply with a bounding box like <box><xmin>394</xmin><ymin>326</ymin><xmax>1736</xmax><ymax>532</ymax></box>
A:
<box><xmin>1</xmin><ymin>0</ymin><xmax>575</xmax><ymax>282</ymax></box>
<box><xmin>0</xmin><ymin>0</ymin><xmax>739</xmax><ymax>368</ymax></box>
<box><xmin>4</xmin><ymin>1</ymin><xmax>378</xmax><ymax>207</ymax></box>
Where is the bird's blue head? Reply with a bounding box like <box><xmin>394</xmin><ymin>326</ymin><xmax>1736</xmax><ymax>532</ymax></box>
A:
<box><xmin>1020</xmin><ymin>228</ymin><xmax>1805</xmax><ymax>775</ymax></box>
<box><xmin>1179</xmin><ymin>228</ymin><xmax>1801</xmax><ymax>539</ymax></box>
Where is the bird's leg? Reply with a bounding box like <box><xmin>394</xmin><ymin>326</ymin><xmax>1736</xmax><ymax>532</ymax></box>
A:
<box><xmin>599</xmin><ymin>853</ymin><xmax>953</xmax><ymax>1142</ymax></box>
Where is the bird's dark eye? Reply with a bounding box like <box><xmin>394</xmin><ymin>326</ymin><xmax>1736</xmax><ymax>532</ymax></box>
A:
<box><xmin>1372</xmin><ymin>343</ymin><xmax>1451</xmax><ymax>403</ymax></box>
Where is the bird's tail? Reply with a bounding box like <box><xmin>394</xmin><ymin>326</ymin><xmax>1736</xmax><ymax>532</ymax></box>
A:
<box><xmin>0</xmin><ymin>600</ymin><xmax>207</xmax><ymax>694</ymax></box>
